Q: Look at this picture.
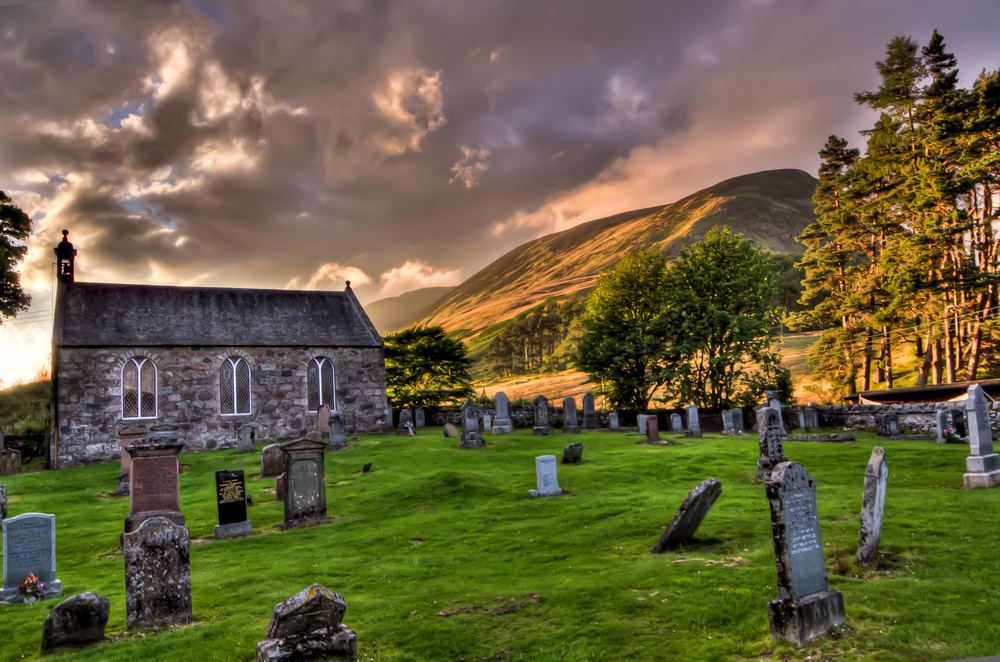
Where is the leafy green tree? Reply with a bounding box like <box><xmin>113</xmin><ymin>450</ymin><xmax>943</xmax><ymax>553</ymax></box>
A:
<box><xmin>0</xmin><ymin>191</ymin><xmax>32</xmax><ymax>322</ymax></box>
<box><xmin>383</xmin><ymin>325</ymin><xmax>475</xmax><ymax>409</ymax></box>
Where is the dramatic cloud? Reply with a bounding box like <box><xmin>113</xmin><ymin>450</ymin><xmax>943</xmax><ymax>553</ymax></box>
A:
<box><xmin>379</xmin><ymin>260</ymin><xmax>462</xmax><ymax>298</ymax></box>
<box><xmin>450</xmin><ymin>146</ymin><xmax>491</xmax><ymax>188</ymax></box>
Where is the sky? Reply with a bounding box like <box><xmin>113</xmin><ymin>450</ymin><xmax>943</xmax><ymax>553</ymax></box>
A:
<box><xmin>1</xmin><ymin>0</ymin><xmax>998</xmax><ymax>386</ymax></box>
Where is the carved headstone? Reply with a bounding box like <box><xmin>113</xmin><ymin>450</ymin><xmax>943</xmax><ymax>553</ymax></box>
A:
<box><xmin>562</xmin><ymin>397</ymin><xmax>581</xmax><ymax>434</ymax></box>
<box><xmin>415</xmin><ymin>408</ymin><xmax>426</xmax><ymax>428</ymax></box>
<box><xmin>671</xmin><ymin>413</ymin><xmax>683</xmax><ymax>434</ymax></box>
<box><xmin>41</xmin><ymin>592</ymin><xmax>110</xmax><ymax>652</ymax></box>
<box><xmin>492</xmin><ymin>392</ymin><xmax>514</xmax><ymax>434</ymax></box>
<box><xmin>261</xmin><ymin>444</ymin><xmax>284</xmax><ymax>478</ymax></box>
<box><xmin>765</xmin><ymin>390</ymin><xmax>786</xmax><ymax>433</ymax></box>
<box><xmin>215</xmin><ymin>470</ymin><xmax>252</xmax><ymax>540</ymax></box>
<box><xmin>1</xmin><ymin>513</ymin><xmax>63</xmax><ymax>603</ymax></box>
<box><xmin>124</xmin><ymin>441</ymin><xmax>185</xmax><ymax>534</ymax></box>
<box><xmin>963</xmin><ymin>384</ymin><xmax>1000</xmax><ymax>489</ymax></box>
<box><xmin>328</xmin><ymin>411</ymin><xmax>348</xmax><ymax>451</ymax></box>
<box><xmin>279</xmin><ymin>439</ymin><xmax>328</xmax><ymax>528</ymax></box>
<box><xmin>532</xmin><ymin>396</ymin><xmax>553</xmax><ymax>436</ymax></box>
<box><xmin>755</xmin><ymin>407</ymin><xmax>788</xmax><ymax>483</ymax></box>
<box><xmin>123</xmin><ymin>517</ymin><xmax>192</xmax><ymax>629</ymax></box>
<box><xmin>562</xmin><ymin>442</ymin><xmax>583</xmax><ymax>464</ymax></box>
<box><xmin>765</xmin><ymin>462</ymin><xmax>845</xmax><ymax>646</ymax></box>
<box><xmin>583</xmin><ymin>392</ymin><xmax>598</xmax><ymax>428</ymax></box>
<box><xmin>651</xmin><ymin>478</ymin><xmax>722</xmax><ymax>552</ymax></box>
<box><xmin>609</xmin><ymin>412</ymin><xmax>619</xmax><ymax>430</ymax></box>
<box><xmin>255</xmin><ymin>584</ymin><xmax>357</xmax><ymax>662</ymax></box>
<box><xmin>396</xmin><ymin>409</ymin><xmax>413</xmax><ymax>436</ymax></box>
<box><xmin>645</xmin><ymin>415</ymin><xmax>662</xmax><ymax>443</ymax></box>
<box><xmin>686</xmin><ymin>404</ymin><xmax>702</xmax><ymax>438</ymax></box>
<box><xmin>856</xmin><ymin>447</ymin><xmax>887</xmax><ymax>567</ymax></box>
<box><xmin>237</xmin><ymin>425</ymin><xmax>257</xmax><ymax>453</ymax></box>
<box><xmin>460</xmin><ymin>399</ymin><xmax>485</xmax><ymax>448</ymax></box>
<box><xmin>527</xmin><ymin>455</ymin><xmax>562</xmax><ymax>498</ymax></box>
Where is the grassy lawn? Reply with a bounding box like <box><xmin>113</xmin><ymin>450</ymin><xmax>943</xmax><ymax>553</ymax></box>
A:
<box><xmin>1</xmin><ymin>428</ymin><xmax>997</xmax><ymax>661</ymax></box>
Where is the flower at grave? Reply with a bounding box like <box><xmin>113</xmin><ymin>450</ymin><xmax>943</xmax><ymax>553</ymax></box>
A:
<box><xmin>17</xmin><ymin>573</ymin><xmax>45</xmax><ymax>600</ymax></box>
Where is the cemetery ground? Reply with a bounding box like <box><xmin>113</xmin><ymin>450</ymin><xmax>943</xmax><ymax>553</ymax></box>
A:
<box><xmin>1</xmin><ymin>429</ymin><xmax>998</xmax><ymax>661</ymax></box>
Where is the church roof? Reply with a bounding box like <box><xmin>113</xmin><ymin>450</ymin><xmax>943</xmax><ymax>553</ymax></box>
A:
<box><xmin>55</xmin><ymin>281</ymin><xmax>382</xmax><ymax>348</ymax></box>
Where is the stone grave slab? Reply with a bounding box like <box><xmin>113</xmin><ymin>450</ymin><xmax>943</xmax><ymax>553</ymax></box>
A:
<box><xmin>651</xmin><ymin>478</ymin><xmax>722</xmax><ymax>552</ymax></box>
<box><xmin>215</xmin><ymin>470</ymin><xmax>252</xmax><ymax>540</ymax></box>
<box><xmin>755</xmin><ymin>407</ymin><xmax>788</xmax><ymax>483</ymax></box>
<box><xmin>492</xmin><ymin>392</ymin><xmax>514</xmax><ymax>434</ymax></box>
<box><xmin>583</xmin><ymin>392</ymin><xmax>598</xmax><ymax>428</ymax></box>
<box><xmin>963</xmin><ymin>384</ymin><xmax>1000</xmax><ymax>488</ymax></box>
<box><xmin>279</xmin><ymin>439</ymin><xmax>328</xmax><ymax>528</ymax></box>
<box><xmin>562</xmin><ymin>442</ymin><xmax>583</xmax><ymax>464</ymax></box>
<box><xmin>527</xmin><ymin>455</ymin><xmax>562</xmax><ymax>498</ymax></box>
<box><xmin>41</xmin><ymin>592</ymin><xmax>110</xmax><ymax>652</ymax></box>
<box><xmin>532</xmin><ymin>395</ymin><xmax>553</xmax><ymax>436</ymax></box>
<box><xmin>124</xmin><ymin>441</ymin><xmax>185</xmax><ymax>534</ymax></box>
<box><xmin>123</xmin><ymin>517</ymin><xmax>192</xmax><ymax>629</ymax></box>
<box><xmin>1</xmin><ymin>512</ymin><xmax>63</xmax><ymax>603</ymax></box>
<box><xmin>856</xmin><ymin>447</ymin><xmax>887</xmax><ymax>567</ymax></box>
<box><xmin>460</xmin><ymin>399</ymin><xmax>485</xmax><ymax>448</ymax></box>
<box><xmin>261</xmin><ymin>444</ymin><xmax>284</xmax><ymax>478</ymax></box>
<box><xmin>328</xmin><ymin>411</ymin><xmax>348</xmax><ymax>451</ymax></box>
<box><xmin>255</xmin><ymin>584</ymin><xmax>357</xmax><ymax>662</ymax></box>
<box><xmin>562</xmin><ymin>397</ymin><xmax>581</xmax><ymax>434</ymax></box>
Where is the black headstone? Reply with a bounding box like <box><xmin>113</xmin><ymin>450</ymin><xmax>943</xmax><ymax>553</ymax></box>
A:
<box><xmin>215</xmin><ymin>470</ymin><xmax>248</xmax><ymax>526</ymax></box>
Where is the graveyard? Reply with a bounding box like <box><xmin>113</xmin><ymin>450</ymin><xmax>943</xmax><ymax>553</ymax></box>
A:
<box><xmin>1</xmin><ymin>423</ymin><xmax>999</xmax><ymax>661</ymax></box>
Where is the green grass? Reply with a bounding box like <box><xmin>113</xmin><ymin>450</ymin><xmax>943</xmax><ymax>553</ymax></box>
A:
<box><xmin>1</xmin><ymin>429</ymin><xmax>997</xmax><ymax>661</ymax></box>
<box><xmin>0</xmin><ymin>380</ymin><xmax>49</xmax><ymax>436</ymax></box>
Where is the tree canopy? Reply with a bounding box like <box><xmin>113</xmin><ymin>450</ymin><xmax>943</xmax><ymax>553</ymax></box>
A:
<box><xmin>383</xmin><ymin>325</ymin><xmax>475</xmax><ymax>409</ymax></box>
<box><xmin>0</xmin><ymin>191</ymin><xmax>32</xmax><ymax>322</ymax></box>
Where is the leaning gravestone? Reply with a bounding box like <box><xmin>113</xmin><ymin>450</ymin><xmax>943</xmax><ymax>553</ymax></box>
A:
<box><xmin>396</xmin><ymin>409</ymin><xmax>413</xmax><ymax>436</ymax></box>
<box><xmin>562</xmin><ymin>442</ymin><xmax>583</xmax><ymax>464</ymax></box>
<box><xmin>442</xmin><ymin>423</ymin><xmax>459</xmax><ymax>438</ymax></box>
<box><xmin>415</xmin><ymin>408</ymin><xmax>426</xmax><ymax>428</ymax></box>
<box><xmin>532</xmin><ymin>396</ymin><xmax>553</xmax><ymax>436</ymax></box>
<box><xmin>261</xmin><ymin>444</ymin><xmax>284</xmax><ymax>478</ymax></box>
<box><xmin>328</xmin><ymin>411</ymin><xmax>348</xmax><ymax>451</ymax></box>
<box><xmin>460</xmin><ymin>399</ymin><xmax>485</xmax><ymax>448</ymax></box>
<box><xmin>492</xmin><ymin>392</ymin><xmax>514</xmax><ymax>434</ymax></box>
<box><xmin>962</xmin><ymin>384</ymin><xmax>1000</xmax><ymax>489</ymax></box>
<box><xmin>0</xmin><ymin>484</ymin><xmax>6</xmax><ymax>521</ymax></box>
<box><xmin>123</xmin><ymin>517</ymin><xmax>192</xmax><ymax>629</ymax></box>
<box><xmin>1</xmin><ymin>513</ymin><xmax>63</xmax><ymax>603</ymax></box>
<box><xmin>671</xmin><ymin>413</ymin><xmax>683</xmax><ymax>434</ymax></box>
<box><xmin>651</xmin><ymin>478</ymin><xmax>723</xmax><ymax>552</ymax></box>
<box><xmin>765</xmin><ymin>461</ymin><xmax>845</xmax><ymax>646</ymax></box>
<box><xmin>0</xmin><ymin>425</ymin><xmax>21</xmax><ymax>476</ymax></box>
<box><xmin>279</xmin><ymin>439</ymin><xmax>328</xmax><ymax>528</ymax></box>
<box><xmin>755</xmin><ymin>407</ymin><xmax>788</xmax><ymax>483</ymax></box>
<box><xmin>255</xmin><ymin>584</ymin><xmax>357</xmax><ymax>662</ymax></box>
<box><xmin>609</xmin><ymin>412</ymin><xmax>619</xmax><ymax>430</ymax></box>
<box><xmin>215</xmin><ymin>470</ymin><xmax>252</xmax><ymax>540</ymax></box>
<box><xmin>562</xmin><ymin>397</ymin><xmax>581</xmax><ymax>434</ymax></box>
<box><xmin>583</xmin><ymin>392</ymin><xmax>598</xmax><ymax>429</ymax></box>
<box><xmin>124</xmin><ymin>440</ymin><xmax>185</xmax><ymax>534</ymax></box>
<box><xmin>237</xmin><ymin>425</ymin><xmax>257</xmax><ymax>454</ymax></box>
<box><xmin>527</xmin><ymin>455</ymin><xmax>563</xmax><ymax>498</ymax></box>
<box><xmin>41</xmin><ymin>592</ymin><xmax>110</xmax><ymax>652</ymax></box>
<box><xmin>686</xmin><ymin>404</ymin><xmax>702</xmax><ymax>438</ymax></box>
<box><xmin>856</xmin><ymin>447</ymin><xmax>887</xmax><ymax>567</ymax></box>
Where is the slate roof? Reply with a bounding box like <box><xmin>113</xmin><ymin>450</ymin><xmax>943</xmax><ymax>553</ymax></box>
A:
<box><xmin>55</xmin><ymin>282</ymin><xmax>382</xmax><ymax>348</ymax></box>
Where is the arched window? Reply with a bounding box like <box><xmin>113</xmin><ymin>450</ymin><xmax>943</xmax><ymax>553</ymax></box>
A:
<box><xmin>307</xmin><ymin>357</ymin><xmax>335</xmax><ymax>412</ymax></box>
<box><xmin>220</xmin><ymin>357</ymin><xmax>251</xmax><ymax>416</ymax></box>
<box><xmin>122</xmin><ymin>357</ymin><xmax>157</xmax><ymax>419</ymax></box>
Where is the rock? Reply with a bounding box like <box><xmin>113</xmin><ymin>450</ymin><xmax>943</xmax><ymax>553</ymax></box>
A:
<box><xmin>562</xmin><ymin>443</ymin><xmax>583</xmax><ymax>464</ymax></box>
<box><xmin>256</xmin><ymin>584</ymin><xmax>357</xmax><ymax>662</ymax></box>
<box><xmin>443</xmin><ymin>424</ymin><xmax>459</xmax><ymax>438</ymax></box>
<box><xmin>41</xmin><ymin>592</ymin><xmax>110</xmax><ymax>651</ymax></box>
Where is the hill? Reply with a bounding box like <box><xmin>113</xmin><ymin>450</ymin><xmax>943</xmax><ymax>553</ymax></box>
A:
<box><xmin>364</xmin><ymin>286</ymin><xmax>455</xmax><ymax>334</ymax></box>
<box><xmin>419</xmin><ymin>169</ymin><xmax>817</xmax><ymax>336</ymax></box>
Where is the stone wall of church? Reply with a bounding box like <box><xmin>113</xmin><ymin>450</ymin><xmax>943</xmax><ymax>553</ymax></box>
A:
<box><xmin>51</xmin><ymin>345</ymin><xmax>387</xmax><ymax>468</ymax></box>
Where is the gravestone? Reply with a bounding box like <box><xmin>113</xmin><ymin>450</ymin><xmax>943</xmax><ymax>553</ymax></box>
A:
<box><xmin>396</xmin><ymin>409</ymin><xmax>413</xmax><ymax>436</ymax></box>
<box><xmin>953</xmin><ymin>409</ymin><xmax>968</xmax><ymax>438</ymax></box>
<box><xmin>483</xmin><ymin>413</ymin><xmax>492</xmax><ymax>433</ymax></box>
<box><xmin>215</xmin><ymin>470</ymin><xmax>252</xmax><ymax>540</ymax></box>
<box><xmin>460</xmin><ymin>399</ymin><xmax>485</xmax><ymax>448</ymax></box>
<box><xmin>765</xmin><ymin>461</ymin><xmax>845</xmax><ymax>646</ymax></box>
<box><xmin>328</xmin><ymin>411</ymin><xmax>348</xmax><ymax>451</ymax></box>
<box><xmin>755</xmin><ymin>407</ymin><xmax>788</xmax><ymax>483</ymax></box>
<box><xmin>723</xmin><ymin>409</ymin><xmax>735</xmax><ymax>434</ymax></box>
<box><xmin>1</xmin><ymin>513</ymin><xmax>63</xmax><ymax>603</ymax></box>
<box><xmin>492</xmin><ymin>392</ymin><xmax>514</xmax><ymax>434</ymax></box>
<box><xmin>651</xmin><ymin>478</ymin><xmax>722</xmax><ymax>552</ymax></box>
<box><xmin>237</xmin><ymin>425</ymin><xmax>257</xmax><ymax>454</ymax></box>
<box><xmin>124</xmin><ymin>440</ymin><xmax>185</xmax><ymax>534</ymax></box>
<box><xmin>562</xmin><ymin>397</ymin><xmax>581</xmax><ymax>434</ymax></box>
<box><xmin>645</xmin><ymin>415</ymin><xmax>662</xmax><ymax>443</ymax></box>
<box><xmin>730</xmin><ymin>408</ymin><xmax>745</xmax><ymax>434</ymax></box>
<box><xmin>123</xmin><ymin>517</ymin><xmax>192</xmax><ymax>629</ymax></box>
<box><xmin>856</xmin><ymin>447</ymin><xmax>887</xmax><ymax>567</ymax></box>
<box><xmin>874</xmin><ymin>413</ymin><xmax>900</xmax><ymax>437</ymax></box>
<box><xmin>442</xmin><ymin>423</ymin><xmax>459</xmax><ymax>438</ymax></box>
<box><xmin>1</xmin><ymin>484</ymin><xmax>6</xmax><ymax>521</ymax></box>
<box><xmin>637</xmin><ymin>414</ymin><xmax>647</xmax><ymax>437</ymax></box>
<box><xmin>583</xmin><ymin>392</ymin><xmax>598</xmax><ymax>429</ymax></box>
<box><xmin>415</xmin><ymin>408</ymin><xmax>426</xmax><ymax>428</ymax></box>
<box><xmin>963</xmin><ymin>384</ymin><xmax>1000</xmax><ymax>489</ymax></box>
<box><xmin>562</xmin><ymin>442</ymin><xmax>583</xmax><ymax>464</ymax></box>
<box><xmin>279</xmin><ymin>439</ymin><xmax>328</xmax><ymax>528</ymax></box>
<box><xmin>275</xmin><ymin>473</ymin><xmax>286</xmax><ymax>501</ymax></box>
<box><xmin>609</xmin><ymin>412</ymin><xmax>620</xmax><ymax>430</ymax></box>
<box><xmin>765</xmin><ymin>390</ymin><xmax>786</xmax><ymax>433</ymax></box>
<box><xmin>261</xmin><ymin>444</ymin><xmax>284</xmax><ymax>478</ymax></box>
<box><xmin>527</xmin><ymin>455</ymin><xmax>562</xmax><ymax>498</ymax></box>
<box><xmin>0</xmin><ymin>425</ymin><xmax>21</xmax><ymax>476</ymax></box>
<box><xmin>532</xmin><ymin>396</ymin><xmax>553</xmax><ymax>436</ymax></box>
<box><xmin>799</xmin><ymin>409</ymin><xmax>819</xmax><ymax>432</ymax></box>
<box><xmin>317</xmin><ymin>405</ymin><xmax>331</xmax><ymax>433</ymax></box>
<box><xmin>41</xmin><ymin>592</ymin><xmax>110</xmax><ymax>652</ymax></box>
<box><xmin>686</xmin><ymin>404</ymin><xmax>702</xmax><ymax>438</ymax></box>
<box><xmin>671</xmin><ymin>413</ymin><xmax>683</xmax><ymax>434</ymax></box>
<box><xmin>115</xmin><ymin>427</ymin><xmax>146</xmax><ymax>496</ymax></box>
<box><xmin>936</xmin><ymin>410</ymin><xmax>950</xmax><ymax>443</ymax></box>
<box><xmin>255</xmin><ymin>584</ymin><xmax>357</xmax><ymax>662</ymax></box>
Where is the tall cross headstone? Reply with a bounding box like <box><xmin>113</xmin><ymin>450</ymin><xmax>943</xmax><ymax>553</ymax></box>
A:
<box><xmin>215</xmin><ymin>470</ymin><xmax>252</xmax><ymax>540</ymax></box>
<box><xmin>686</xmin><ymin>404</ymin><xmax>702</xmax><ymax>438</ymax></box>
<box><xmin>755</xmin><ymin>407</ymin><xmax>787</xmax><ymax>483</ymax></box>
<box><xmin>527</xmin><ymin>455</ymin><xmax>562</xmax><ymax>498</ymax></box>
<box><xmin>492</xmin><ymin>392</ymin><xmax>514</xmax><ymax>434</ymax></box>
<box><xmin>328</xmin><ymin>411</ymin><xmax>348</xmax><ymax>451</ymax></box>
<box><xmin>278</xmin><ymin>438</ymin><xmax>328</xmax><ymax>528</ymax></box>
<box><xmin>1</xmin><ymin>513</ymin><xmax>63</xmax><ymax>603</ymax></box>
<box><xmin>123</xmin><ymin>517</ymin><xmax>192</xmax><ymax>629</ymax></box>
<box><xmin>962</xmin><ymin>384</ymin><xmax>1000</xmax><ymax>489</ymax></box>
<box><xmin>856</xmin><ymin>447</ymin><xmax>887</xmax><ymax>567</ymax></box>
<box><xmin>765</xmin><ymin>461</ymin><xmax>845</xmax><ymax>646</ymax></box>
<box><xmin>532</xmin><ymin>396</ymin><xmax>553</xmax><ymax>436</ymax></box>
<box><xmin>583</xmin><ymin>392</ymin><xmax>598</xmax><ymax>429</ymax></box>
<box><xmin>460</xmin><ymin>399</ymin><xmax>485</xmax><ymax>448</ymax></box>
<box><xmin>124</xmin><ymin>440</ymin><xmax>185</xmax><ymax>534</ymax></box>
<box><xmin>562</xmin><ymin>397</ymin><xmax>581</xmax><ymax>434</ymax></box>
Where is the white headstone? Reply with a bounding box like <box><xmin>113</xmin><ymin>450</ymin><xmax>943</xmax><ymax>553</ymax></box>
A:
<box><xmin>609</xmin><ymin>412</ymin><xmax>619</xmax><ymax>430</ymax></box>
<box><xmin>527</xmin><ymin>455</ymin><xmax>562</xmax><ymax>498</ymax></box>
<box><xmin>637</xmin><ymin>414</ymin><xmax>647</xmax><ymax>436</ymax></box>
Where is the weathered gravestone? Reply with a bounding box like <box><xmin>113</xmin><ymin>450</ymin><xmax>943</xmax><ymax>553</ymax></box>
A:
<box><xmin>483</xmin><ymin>413</ymin><xmax>492</xmax><ymax>433</ymax></box>
<box><xmin>799</xmin><ymin>409</ymin><xmax>819</xmax><ymax>432</ymax></box>
<box><xmin>609</xmin><ymin>412</ymin><xmax>619</xmax><ymax>430</ymax></box>
<box><xmin>856</xmin><ymin>447</ymin><xmax>887</xmax><ymax>567</ymax></box>
<box><xmin>765</xmin><ymin>461</ymin><xmax>845</xmax><ymax>646</ymax></box>
<box><xmin>730</xmin><ymin>408</ymin><xmax>745</xmax><ymax>434</ymax></box>
<box><xmin>645</xmin><ymin>415</ymin><xmax>663</xmax><ymax>443</ymax></box>
<box><xmin>460</xmin><ymin>400</ymin><xmax>485</xmax><ymax>448</ymax></box>
<box><xmin>637</xmin><ymin>414</ymin><xmax>647</xmax><ymax>437</ymax></box>
<box><xmin>1</xmin><ymin>513</ymin><xmax>63</xmax><ymax>603</ymax></box>
<box><xmin>279</xmin><ymin>439</ymin><xmax>328</xmax><ymax>528</ymax></box>
<box><xmin>41</xmin><ymin>592</ymin><xmax>110</xmax><ymax>652</ymax></box>
<box><xmin>671</xmin><ymin>413</ymin><xmax>683</xmax><ymax>434</ymax></box>
<box><xmin>215</xmin><ymin>470</ymin><xmax>252</xmax><ymax>540</ymax></box>
<box><xmin>562</xmin><ymin>442</ymin><xmax>583</xmax><ymax>464</ymax></box>
<box><xmin>124</xmin><ymin>440</ymin><xmax>185</xmax><ymax>534</ymax></box>
<box><xmin>936</xmin><ymin>410</ymin><xmax>950</xmax><ymax>443</ymax></box>
<box><xmin>442</xmin><ymin>423</ymin><xmax>459</xmax><ymax>438</ymax></box>
<box><xmin>275</xmin><ymin>473</ymin><xmax>286</xmax><ymax>501</ymax></box>
<box><xmin>317</xmin><ymin>405</ymin><xmax>331</xmax><ymax>434</ymax></box>
<box><xmin>255</xmin><ymin>584</ymin><xmax>357</xmax><ymax>662</ymax></box>
<box><xmin>527</xmin><ymin>455</ymin><xmax>562</xmax><ymax>498</ymax></box>
<box><xmin>562</xmin><ymin>397</ymin><xmax>581</xmax><ymax>434</ymax></box>
<box><xmin>686</xmin><ymin>404</ymin><xmax>702</xmax><ymax>438</ymax></box>
<box><xmin>0</xmin><ymin>484</ymin><xmax>6</xmax><ymax>521</ymax></box>
<box><xmin>651</xmin><ymin>478</ymin><xmax>723</xmax><ymax>552</ymax></box>
<box><xmin>963</xmin><ymin>384</ymin><xmax>1000</xmax><ymax>489</ymax></box>
<box><xmin>755</xmin><ymin>407</ymin><xmax>788</xmax><ymax>483</ymax></box>
<box><xmin>532</xmin><ymin>396</ymin><xmax>553</xmax><ymax>436</ymax></box>
<box><xmin>237</xmin><ymin>425</ymin><xmax>257</xmax><ymax>454</ymax></box>
<box><xmin>396</xmin><ymin>409</ymin><xmax>414</xmax><ymax>436</ymax></box>
<box><xmin>415</xmin><ymin>408</ymin><xmax>426</xmax><ymax>428</ymax></box>
<box><xmin>874</xmin><ymin>413</ymin><xmax>900</xmax><ymax>438</ymax></box>
<box><xmin>123</xmin><ymin>517</ymin><xmax>192</xmax><ymax>629</ymax></box>
<box><xmin>492</xmin><ymin>392</ymin><xmax>514</xmax><ymax>434</ymax></box>
<box><xmin>328</xmin><ymin>411</ymin><xmax>348</xmax><ymax>451</ymax></box>
<box><xmin>583</xmin><ymin>392</ymin><xmax>598</xmax><ymax>429</ymax></box>
<box><xmin>261</xmin><ymin>444</ymin><xmax>284</xmax><ymax>478</ymax></box>
<box><xmin>0</xmin><ymin>425</ymin><xmax>21</xmax><ymax>476</ymax></box>
<box><xmin>723</xmin><ymin>409</ymin><xmax>736</xmax><ymax>435</ymax></box>
<box><xmin>765</xmin><ymin>390</ymin><xmax>787</xmax><ymax>433</ymax></box>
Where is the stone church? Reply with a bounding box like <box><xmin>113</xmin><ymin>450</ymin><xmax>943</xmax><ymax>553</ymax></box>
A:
<box><xmin>49</xmin><ymin>231</ymin><xmax>388</xmax><ymax>468</ymax></box>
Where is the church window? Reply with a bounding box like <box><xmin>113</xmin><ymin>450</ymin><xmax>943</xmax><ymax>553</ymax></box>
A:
<box><xmin>307</xmin><ymin>357</ymin><xmax>335</xmax><ymax>412</ymax></box>
<box><xmin>122</xmin><ymin>357</ymin><xmax>157</xmax><ymax>419</ymax></box>
<box><xmin>221</xmin><ymin>357</ymin><xmax>251</xmax><ymax>415</ymax></box>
